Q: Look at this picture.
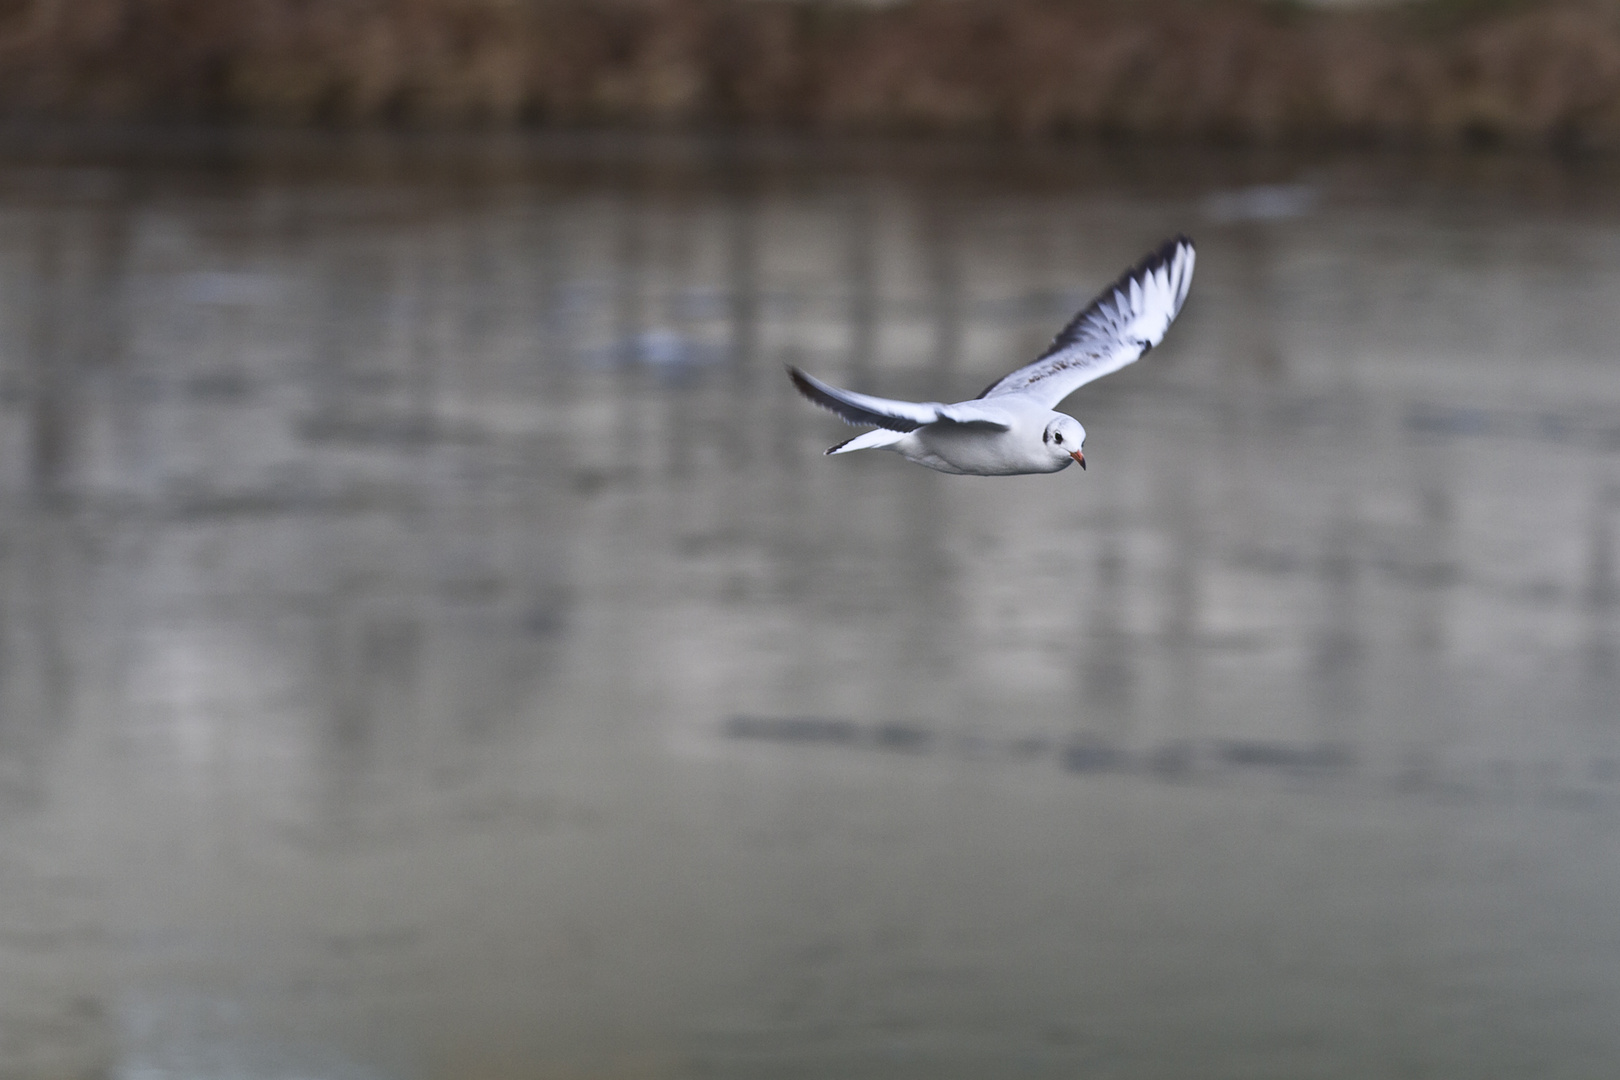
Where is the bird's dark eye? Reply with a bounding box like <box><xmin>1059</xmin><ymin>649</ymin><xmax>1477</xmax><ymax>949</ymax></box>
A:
<box><xmin>1054</xmin><ymin>432</ymin><xmax>1063</xmax><ymax>444</ymax></box>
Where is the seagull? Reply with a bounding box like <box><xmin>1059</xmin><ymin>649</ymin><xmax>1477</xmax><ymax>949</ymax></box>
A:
<box><xmin>788</xmin><ymin>235</ymin><xmax>1195</xmax><ymax>475</ymax></box>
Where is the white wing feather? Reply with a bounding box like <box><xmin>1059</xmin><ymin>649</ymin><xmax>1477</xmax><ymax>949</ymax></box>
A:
<box><xmin>977</xmin><ymin>236</ymin><xmax>1195</xmax><ymax>410</ymax></box>
<box><xmin>788</xmin><ymin>366</ymin><xmax>1009</xmax><ymax>432</ymax></box>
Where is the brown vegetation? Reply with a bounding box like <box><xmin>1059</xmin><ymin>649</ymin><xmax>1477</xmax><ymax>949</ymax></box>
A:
<box><xmin>5</xmin><ymin>0</ymin><xmax>1620</xmax><ymax>148</ymax></box>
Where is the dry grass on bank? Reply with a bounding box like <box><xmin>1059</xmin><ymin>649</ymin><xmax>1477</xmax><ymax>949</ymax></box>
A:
<box><xmin>4</xmin><ymin>0</ymin><xmax>1620</xmax><ymax>148</ymax></box>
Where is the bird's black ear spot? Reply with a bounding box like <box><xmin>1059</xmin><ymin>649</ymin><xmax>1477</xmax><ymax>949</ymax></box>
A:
<box><xmin>1043</xmin><ymin>429</ymin><xmax>1051</xmax><ymax>444</ymax></box>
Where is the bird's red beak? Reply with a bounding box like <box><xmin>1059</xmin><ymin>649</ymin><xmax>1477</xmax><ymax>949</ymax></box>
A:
<box><xmin>1071</xmin><ymin>450</ymin><xmax>1086</xmax><ymax>470</ymax></box>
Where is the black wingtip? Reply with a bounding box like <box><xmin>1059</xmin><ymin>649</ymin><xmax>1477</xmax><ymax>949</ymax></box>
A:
<box><xmin>1087</xmin><ymin>232</ymin><xmax>1195</xmax><ymax>321</ymax></box>
<box><xmin>786</xmin><ymin>364</ymin><xmax>817</xmax><ymax>400</ymax></box>
<box><xmin>787</xmin><ymin>365</ymin><xmax>834</xmax><ymax>416</ymax></box>
<box><xmin>1139</xmin><ymin>234</ymin><xmax>1194</xmax><ymax>276</ymax></box>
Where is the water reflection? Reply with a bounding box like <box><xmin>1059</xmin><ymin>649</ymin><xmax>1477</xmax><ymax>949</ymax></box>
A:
<box><xmin>0</xmin><ymin>136</ymin><xmax>1619</xmax><ymax>1077</ymax></box>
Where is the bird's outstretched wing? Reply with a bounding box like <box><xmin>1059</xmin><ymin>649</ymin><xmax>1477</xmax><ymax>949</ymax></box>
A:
<box><xmin>788</xmin><ymin>366</ymin><xmax>1009</xmax><ymax>432</ymax></box>
<box><xmin>977</xmin><ymin>236</ymin><xmax>1195</xmax><ymax>410</ymax></box>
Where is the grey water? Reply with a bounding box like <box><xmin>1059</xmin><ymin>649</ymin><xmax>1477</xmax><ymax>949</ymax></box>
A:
<box><xmin>2</xmin><ymin>131</ymin><xmax>1620</xmax><ymax>1079</ymax></box>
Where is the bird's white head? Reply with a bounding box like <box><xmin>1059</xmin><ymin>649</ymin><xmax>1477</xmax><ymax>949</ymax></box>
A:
<box><xmin>1042</xmin><ymin>415</ymin><xmax>1087</xmax><ymax>470</ymax></box>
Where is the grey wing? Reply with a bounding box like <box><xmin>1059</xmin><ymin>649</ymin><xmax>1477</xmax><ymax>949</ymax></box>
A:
<box><xmin>977</xmin><ymin>236</ymin><xmax>1195</xmax><ymax>410</ymax></box>
<box><xmin>788</xmin><ymin>366</ymin><xmax>1009</xmax><ymax>432</ymax></box>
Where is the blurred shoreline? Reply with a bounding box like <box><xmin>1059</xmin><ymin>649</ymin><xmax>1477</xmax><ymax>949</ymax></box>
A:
<box><xmin>3</xmin><ymin>0</ymin><xmax>1620</xmax><ymax>150</ymax></box>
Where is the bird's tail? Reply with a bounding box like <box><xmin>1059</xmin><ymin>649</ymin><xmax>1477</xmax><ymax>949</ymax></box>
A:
<box><xmin>827</xmin><ymin>428</ymin><xmax>906</xmax><ymax>456</ymax></box>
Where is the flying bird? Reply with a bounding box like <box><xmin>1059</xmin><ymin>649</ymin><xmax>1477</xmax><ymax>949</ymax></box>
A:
<box><xmin>788</xmin><ymin>235</ymin><xmax>1195</xmax><ymax>475</ymax></box>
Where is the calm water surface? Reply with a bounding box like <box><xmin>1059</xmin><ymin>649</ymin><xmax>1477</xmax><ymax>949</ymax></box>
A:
<box><xmin>1</xmin><ymin>133</ymin><xmax>1620</xmax><ymax>1078</ymax></box>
